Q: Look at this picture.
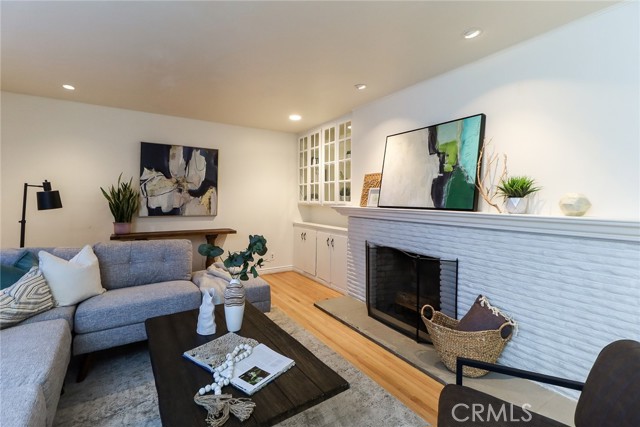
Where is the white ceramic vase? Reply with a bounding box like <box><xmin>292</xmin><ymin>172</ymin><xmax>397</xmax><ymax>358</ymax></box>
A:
<box><xmin>196</xmin><ymin>287</ymin><xmax>216</xmax><ymax>335</ymax></box>
<box><xmin>559</xmin><ymin>193</ymin><xmax>591</xmax><ymax>216</ymax></box>
<box><xmin>504</xmin><ymin>197</ymin><xmax>528</xmax><ymax>214</ymax></box>
<box><xmin>224</xmin><ymin>278</ymin><xmax>245</xmax><ymax>332</ymax></box>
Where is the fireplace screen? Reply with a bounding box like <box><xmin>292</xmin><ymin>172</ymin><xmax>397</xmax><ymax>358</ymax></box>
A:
<box><xmin>366</xmin><ymin>242</ymin><xmax>458</xmax><ymax>343</ymax></box>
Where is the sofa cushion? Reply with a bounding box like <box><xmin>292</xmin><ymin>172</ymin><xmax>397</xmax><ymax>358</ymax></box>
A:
<box><xmin>93</xmin><ymin>240</ymin><xmax>192</xmax><ymax>290</ymax></box>
<box><xmin>0</xmin><ymin>267</ymin><xmax>54</xmax><ymax>329</ymax></box>
<box><xmin>0</xmin><ymin>319</ymin><xmax>72</xmax><ymax>427</ymax></box>
<box><xmin>19</xmin><ymin>305</ymin><xmax>76</xmax><ymax>330</ymax></box>
<box><xmin>39</xmin><ymin>245</ymin><xmax>105</xmax><ymax>306</ymax></box>
<box><xmin>74</xmin><ymin>280</ymin><xmax>200</xmax><ymax>334</ymax></box>
<box><xmin>0</xmin><ymin>385</ymin><xmax>47</xmax><ymax>427</ymax></box>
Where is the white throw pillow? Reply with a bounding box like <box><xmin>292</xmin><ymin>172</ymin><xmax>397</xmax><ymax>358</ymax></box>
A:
<box><xmin>39</xmin><ymin>245</ymin><xmax>106</xmax><ymax>306</ymax></box>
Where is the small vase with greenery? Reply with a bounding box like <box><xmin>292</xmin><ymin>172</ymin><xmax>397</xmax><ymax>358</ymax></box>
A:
<box><xmin>100</xmin><ymin>173</ymin><xmax>140</xmax><ymax>234</ymax></box>
<box><xmin>496</xmin><ymin>176</ymin><xmax>541</xmax><ymax>214</ymax></box>
<box><xmin>198</xmin><ymin>235</ymin><xmax>268</xmax><ymax>281</ymax></box>
<box><xmin>198</xmin><ymin>235</ymin><xmax>268</xmax><ymax>332</ymax></box>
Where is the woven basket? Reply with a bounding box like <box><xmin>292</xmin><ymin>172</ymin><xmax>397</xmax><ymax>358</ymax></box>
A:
<box><xmin>420</xmin><ymin>305</ymin><xmax>513</xmax><ymax>377</ymax></box>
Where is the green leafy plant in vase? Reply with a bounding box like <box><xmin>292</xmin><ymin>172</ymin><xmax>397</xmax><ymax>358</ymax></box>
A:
<box><xmin>496</xmin><ymin>175</ymin><xmax>541</xmax><ymax>214</ymax></box>
<box><xmin>100</xmin><ymin>173</ymin><xmax>140</xmax><ymax>234</ymax></box>
<box><xmin>198</xmin><ymin>235</ymin><xmax>268</xmax><ymax>332</ymax></box>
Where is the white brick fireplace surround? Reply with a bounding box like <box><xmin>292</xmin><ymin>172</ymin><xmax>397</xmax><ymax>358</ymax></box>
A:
<box><xmin>334</xmin><ymin>207</ymin><xmax>640</xmax><ymax>398</ymax></box>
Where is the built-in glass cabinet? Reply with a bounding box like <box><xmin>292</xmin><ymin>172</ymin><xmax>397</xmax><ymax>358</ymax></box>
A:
<box><xmin>298</xmin><ymin>118</ymin><xmax>351</xmax><ymax>204</ymax></box>
<box><xmin>298</xmin><ymin>130</ymin><xmax>321</xmax><ymax>203</ymax></box>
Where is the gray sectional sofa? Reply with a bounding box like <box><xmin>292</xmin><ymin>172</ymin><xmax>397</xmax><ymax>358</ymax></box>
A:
<box><xmin>0</xmin><ymin>239</ymin><xmax>202</xmax><ymax>427</ymax></box>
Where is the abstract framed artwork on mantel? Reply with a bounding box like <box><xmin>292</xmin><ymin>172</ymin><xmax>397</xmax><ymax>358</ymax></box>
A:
<box><xmin>139</xmin><ymin>142</ymin><xmax>218</xmax><ymax>216</ymax></box>
<box><xmin>378</xmin><ymin>114</ymin><xmax>485</xmax><ymax>211</ymax></box>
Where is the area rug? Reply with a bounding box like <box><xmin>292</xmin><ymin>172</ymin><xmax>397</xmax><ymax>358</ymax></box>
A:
<box><xmin>53</xmin><ymin>307</ymin><xmax>428</xmax><ymax>427</ymax></box>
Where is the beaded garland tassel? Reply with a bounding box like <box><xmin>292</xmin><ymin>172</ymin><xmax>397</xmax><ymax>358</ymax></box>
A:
<box><xmin>194</xmin><ymin>344</ymin><xmax>256</xmax><ymax>427</ymax></box>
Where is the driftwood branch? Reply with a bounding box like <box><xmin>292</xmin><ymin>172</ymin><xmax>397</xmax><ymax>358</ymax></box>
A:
<box><xmin>476</xmin><ymin>139</ymin><xmax>508</xmax><ymax>213</ymax></box>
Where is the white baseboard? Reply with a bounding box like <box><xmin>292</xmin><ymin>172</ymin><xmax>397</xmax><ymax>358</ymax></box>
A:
<box><xmin>259</xmin><ymin>265</ymin><xmax>293</xmax><ymax>275</ymax></box>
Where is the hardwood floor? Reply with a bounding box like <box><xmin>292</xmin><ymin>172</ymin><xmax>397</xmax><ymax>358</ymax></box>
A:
<box><xmin>262</xmin><ymin>271</ymin><xmax>443</xmax><ymax>426</ymax></box>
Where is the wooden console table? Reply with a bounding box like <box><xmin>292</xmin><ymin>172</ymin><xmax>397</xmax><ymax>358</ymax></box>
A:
<box><xmin>110</xmin><ymin>228</ymin><xmax>236</xmax><ymax>267</ymax></box>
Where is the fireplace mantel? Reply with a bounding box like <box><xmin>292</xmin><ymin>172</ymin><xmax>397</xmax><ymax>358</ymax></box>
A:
<box><xmin>333</xmin><ymin>206</ymin><xmax>639</xmax><ymax>243</ymax></box>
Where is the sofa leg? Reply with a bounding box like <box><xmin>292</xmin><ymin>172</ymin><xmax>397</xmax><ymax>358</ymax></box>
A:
<box><xmin>76</xmin><ymin>353</ymin><xmax>94</xmax><ymax>382</ymax></box>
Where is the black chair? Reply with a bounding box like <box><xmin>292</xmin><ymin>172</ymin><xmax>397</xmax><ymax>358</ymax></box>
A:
<box><xmin>438</xmin><ymin>340</ymin><xmax>640</xmax><ymax>427</ymax></box>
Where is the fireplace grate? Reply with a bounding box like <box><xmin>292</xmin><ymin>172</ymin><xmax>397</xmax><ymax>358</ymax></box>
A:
<box><xmin>366</xmin><ymin>242</ymin><xmax>458</xmax><ymax>343</ymax></box>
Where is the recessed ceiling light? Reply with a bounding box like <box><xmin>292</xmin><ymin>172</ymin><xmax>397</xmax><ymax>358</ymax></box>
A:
<box><xmin>354</xmin><ymin>84</ymin><xmax>367</xmax><ymax>90</ymax></box>
<box><xmin>289</xmin><ymin>114</ymin><xmax>302</xmax><ymax>121</ymax></box>
<box><xmin>463</xmin><ymin>28</ymin><xmax>482</xmax><ymax>39</ymax></box>
<box><xmin>62</xmin><ymin>84</ymin><xmax>75</xmax><ymax>91</ymax></box>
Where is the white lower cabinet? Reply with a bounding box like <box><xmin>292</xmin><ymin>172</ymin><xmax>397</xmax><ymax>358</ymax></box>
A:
<box><xmin>293</xmin><ymin>223</ymin><xmax>347</xmax><ymax>294</ymax></box>
<box><xmin>316</xmin><ymin>232</ymin><xmax>347</xmax><ymax>294</ymax></box>
<box><xmin>293</xmin><ymin>225</ymin><xmax>317</xmax><ymax>276</ymax></box>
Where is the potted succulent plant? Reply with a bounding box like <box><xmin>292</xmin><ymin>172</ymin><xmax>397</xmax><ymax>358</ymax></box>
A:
<box><xmin>100</xmin><ymin>173</ymin><xmax>140</xmax><ymax>234</ymax></box>
<box><xmin>198</xmin><ymin>235</ymin><xmax>268</xmax><ymax>331</ymax></box>
<box><xmin>496</xmin><ymin>175</ymin><xmax>541</xmax><ymax>214</ymax></box>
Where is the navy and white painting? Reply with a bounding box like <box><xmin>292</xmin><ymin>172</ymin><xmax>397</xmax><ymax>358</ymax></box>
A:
<box><xmin>139</xmin><ymin>142</ymin><xmax>218</xmax><ymax>216</ymax></box>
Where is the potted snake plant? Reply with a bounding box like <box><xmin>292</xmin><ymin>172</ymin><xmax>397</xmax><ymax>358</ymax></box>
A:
<box><xmin>100</xmin><ymin>173</ymin><xmax>140</xmax><ymax>234</ymax></box>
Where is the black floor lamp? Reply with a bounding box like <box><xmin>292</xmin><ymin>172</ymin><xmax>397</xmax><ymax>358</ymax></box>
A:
<box><xmin>19</xmin><ymin>180</ymin><xmax>63</xmax><ymax>248</ymax></box>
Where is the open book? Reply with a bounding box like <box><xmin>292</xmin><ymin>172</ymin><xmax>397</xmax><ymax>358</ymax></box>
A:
<box><xmin>183</xmin><ymin>332</ymin><xmax>258</xmax><ymax>373</ymax></box>
<box><xmin>183</xmin><ymin>334</ymin><xmax>295</xmax><ymax>395</ymax></box>
<box><xmin>230</xmin><ymin>343</ymin><xmax>295</xmax><ymax>395</ymax></box>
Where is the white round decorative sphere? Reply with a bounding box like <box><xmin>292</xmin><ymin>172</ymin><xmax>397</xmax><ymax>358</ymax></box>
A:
<box><xmin>559</xmin><ymin>193</ymin><xmax>591</xmax><ymax>216</ymax></box>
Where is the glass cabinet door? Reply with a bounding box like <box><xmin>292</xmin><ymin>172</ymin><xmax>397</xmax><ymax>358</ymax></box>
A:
<box><xmin>298</xmin><ymin>135</ymin><xmax>309</xmax><ymax>202</ymax></box>
<box><xmin>309</xmin><ymin>130</ymin><xmax>321</xmax><ymax>203</ymax></box>
<box><xmin>337</xmin><ymin>120</ymin><xmax>351</xmax><ymax>202</ymax></box>
<box><xmin>322</xmin><ymin>126</ymin><xmax>337</xmax><ymax>203</ymax></box>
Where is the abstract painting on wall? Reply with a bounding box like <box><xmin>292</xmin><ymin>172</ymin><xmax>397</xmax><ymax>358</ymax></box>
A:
<box><xmin>139</xmin><ymin>142</ymin><xmax>218</xmax><ymax>216</ymax></box>
<box><xmin>378</xmin><ymin>114</ymin><xmax>485</xmax><ymax>211</ymax></box>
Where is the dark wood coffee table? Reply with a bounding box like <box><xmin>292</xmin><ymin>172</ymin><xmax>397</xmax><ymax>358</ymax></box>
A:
<box><xmin>145</xmin><ymin>303</ymin><xmax>349</xmax><ymax>426</ymax></box>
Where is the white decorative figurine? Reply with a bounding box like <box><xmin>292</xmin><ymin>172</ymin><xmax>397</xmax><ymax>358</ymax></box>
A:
<box><xmin>197</xmin><ymin>287</ymin><xmax>216</xmax><ymax>335</ymax></box>
<box><xmin>559</xmin><ymin>193</ymin><xmax>592</xmax><ymax>216</ymax></box>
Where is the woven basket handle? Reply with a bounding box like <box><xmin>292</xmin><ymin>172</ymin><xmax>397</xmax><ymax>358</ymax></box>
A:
<box><xmin>420</xmin><ymin>304</ymin><xmax>435</xmax><ymax>320</ymax></box>
<box><xmin>498</xmin><ymin>322</ymin><xmax>514</xmax><ymax>341</ymax></box>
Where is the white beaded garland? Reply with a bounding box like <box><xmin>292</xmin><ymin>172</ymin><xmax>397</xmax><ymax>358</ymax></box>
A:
<box><xmin>196</xmin><ymin>344</ymin><xmax>253</xmax><ymax>396</ymax></box>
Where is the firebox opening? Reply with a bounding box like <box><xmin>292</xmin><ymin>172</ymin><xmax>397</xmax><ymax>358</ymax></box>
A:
<box><xmin>366</xmin><ymin>242</ymin><xmax>458</xmax><ymax>343</ymax></box>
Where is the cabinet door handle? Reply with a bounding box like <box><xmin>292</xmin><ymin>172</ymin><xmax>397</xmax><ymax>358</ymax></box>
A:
<box><xmin>326</xmin><ymin>237</ymin><xmax>330</xmax><ymax>246</ymax></box>
<box><xmin>303</xmin><ymin>232</ymin><xmax>307</xmax><ymax>240</ymax></box>
<box><xmin>331</xmin><ymin>238</ymin><xmax>334</xmax><ymax>248</ymax></box>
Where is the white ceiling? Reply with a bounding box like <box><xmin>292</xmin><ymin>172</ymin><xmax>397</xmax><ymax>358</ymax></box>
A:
<box><xmin>1</xmin><ymin>1</ymin><xmax>618</xmax><ymax>133</ymax></box>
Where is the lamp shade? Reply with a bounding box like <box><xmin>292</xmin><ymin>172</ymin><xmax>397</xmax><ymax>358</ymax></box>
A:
<box><xmin>36</xmin><ymin>190</ymin><xmax>62</xmax><ymax>210</ymax></box>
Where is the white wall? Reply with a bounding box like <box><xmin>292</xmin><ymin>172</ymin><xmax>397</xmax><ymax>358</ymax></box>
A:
<box><xmin>350</xmin><ymin>2</ymin><xmax>639</xmax><ymax>220</ymax></box>
<box><xmin>1</xmin><ymin>93</ymin><xmax>299</xmax><ymax>271</ymax></box>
